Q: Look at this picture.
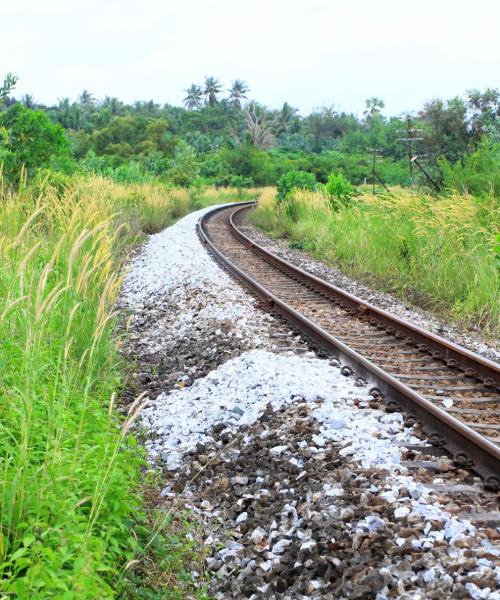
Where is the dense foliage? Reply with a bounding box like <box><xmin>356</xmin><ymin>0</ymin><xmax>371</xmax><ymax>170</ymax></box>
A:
<box><xmin>253</xmin><ymin>188</ymin><xmax>500</xmax><ymax>334</ymax></box>
<box><xmin>0</xmin><ymin>104</ymin><xmax>69</xmax><ymax>182</ymax></box>
<box><xmin>1</xmin><ymin>75</ymin><xmax>499</xmax><ymax>193</ymax></box>
<box><xmin>0</xmin><ymin>177</ymin><xmax>235</xmax><ymax>598</ymax></box>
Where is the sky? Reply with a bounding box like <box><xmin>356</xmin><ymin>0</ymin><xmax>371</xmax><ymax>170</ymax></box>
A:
<box><xmin>1</xmin><ymin>0</ymin><xmax>499</xmax><ymax>116</ymax></box>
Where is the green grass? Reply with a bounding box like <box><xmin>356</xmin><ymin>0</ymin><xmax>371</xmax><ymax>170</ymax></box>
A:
<box><xmin>0</xmin><ymin>175</ymin><xmax>217</xmax><ymax>598</ymax></box>
<box><xmin>252</xmin><ymin>188</ymin><xmax>500</xmax><ymax>336</ymax></box>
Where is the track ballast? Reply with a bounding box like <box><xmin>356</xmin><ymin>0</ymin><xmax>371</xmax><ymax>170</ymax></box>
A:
<box><xmin>198</xmin><ymin>202</ymin><xmax>500</xmax><ymax>490</ymax></box>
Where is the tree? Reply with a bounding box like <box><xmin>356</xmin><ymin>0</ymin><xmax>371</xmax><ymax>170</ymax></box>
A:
<box><xmin>243</xmin><ymin>102</ymin><xmax>280</xmax><ymax>149</ymax></box>
<box><xmin>183</xmin><ymin>84</ymin><xmax>203</xmax><ymax>110</ymax></box>
<box><xmin>278</xmin><ymin>102</ymin><xmax>299</xmax><ymax>133</ymax></box>
<box><xmin>55</xmin><ymin>98</ymin><xmax>82</xmax><ymax>130</ymax></box>
<box><xmin>167</xmin><ymin>140</ymin><xmax>200</xmax><ymax>186</ymax></box>
<box><xmin>78</xmin><ymin>89</ymin><xmax>95</xmax><ymax>107</ymax></box>
<box><xmin>466</xmin><ymin>88</ymin><xmax>500</xmax><ymax>141</ymax></box>
<box><xmin>303</xmin><ymin>106</ymin><xmax>359</xmax><ymax>151</ymax></box>
<box><xmin>0</xmin><ymin>73</ymin><xmax>18</xmax><ymax>103</ymax></box>
<box><xmin>419</xmin><ymin>97</ymin><xmax>470</xmax><ymax>164</ymax></box>
<box><xmin>363</xmin><ymin>97</ymin><xmax>385</xmax><ymax>120</ymax></box>
<box><xmin>228</xmin><ymin>79</ymin><xmax>249</xmax><ymax>110</ymax></box>
<box><xmin>0</xmin><ymin>104</ymin><xmax>69</xmax><ymax>181</ymax></box>
<box><xmin>21</xmin><ymin>94</ymin><xmax>37</xmax><ymax>109</ymax></box>
<box><xmin>203</xmin><ymin>77</ymin><xmax>223</xmax><ymax>107</ymax></box>
<box><xmin>101</xmin><ymin>96</ymin><xmax>125</xmax><ymax>116</ymax></box>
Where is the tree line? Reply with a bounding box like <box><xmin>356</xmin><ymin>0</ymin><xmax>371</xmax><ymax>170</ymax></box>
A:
<box><xmin>0</xmin><ymin>72</ymin><xmax>499</xmax><ymax>193</ymax></box>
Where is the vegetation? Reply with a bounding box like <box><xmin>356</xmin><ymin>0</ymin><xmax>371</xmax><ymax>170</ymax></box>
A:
<box><xmin>1</xmin><ymin>73</ymin><xmax>499</xmax><ymax>192</ymax></box>
<box><xmin>0</xmin><ymin>175</ymin><xmax>225</xmax><ymax>597</ymax></box>
<box><xmin>253</xmin><ymin>188</ymin><xmax>500</xmax><ymax>335</ymax></box>
<box><xmin>0</xmin><ymin>67</ymin><xmax>498</xmax><ymax>595</ymax></box>
<box><xmin>0</xmin><ymin>104</ymin><xmax>69</xmax><ymax>183</ymax></box>
<box><xmin>325</xmin><ymin>173</ymin><xmax>356</xmax><ymax>210</ymax></box>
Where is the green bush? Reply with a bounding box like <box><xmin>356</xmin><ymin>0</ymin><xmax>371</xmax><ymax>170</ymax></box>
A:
<box><xmin>277</xmin><ymin>169</ymin><xmax>317</xmax><ymax>199</ymax></box>
<box><xmin>276</xmin><ymin>170</ymin><xmax>317</xmax><ymax>222</ymax></box>
<box><xmin>167</xmin><ymin>141</ymin><xmax>200</xmax><ymax>187</ymax></box>
<box><xmin>110</xmin><ymin>161</ymin><xmax>151</xmax><ymax>184</ymax></box>
<box><xmin>440</xmin><ymin>139</ymin><xmax>500</xmax><ymax>197</ymax></box>
<box><xmin>325</xmin><ymin>172</ymin><xmax>356</xmax><ymax>210</ymax></box>
<box><xmin>32</xmin><ymin>167</ymin><xmax>74</xmax><ymax>196</ymax></box>
<box><xmin>0</xmin><ymin>104</ymin><xmax>69</xmax><ymax>183</ymax></box>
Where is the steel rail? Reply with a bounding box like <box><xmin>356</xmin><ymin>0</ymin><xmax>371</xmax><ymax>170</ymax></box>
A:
<box><xmin>197</xmin><ymin>202</ymin><xmax>500</xmax><ymax>489</ymax></box>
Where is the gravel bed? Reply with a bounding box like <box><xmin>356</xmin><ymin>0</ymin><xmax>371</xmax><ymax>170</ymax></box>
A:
<box><xmin>238</xmin><ymin>222</ymin><xmax>499</xmax><ymax>362</ymax></box>
<box><xmin>117</xmin><ymin>206</ymin><xmax>309</xmax><ymax>402</ymax></box>
<box><xmin>117</xmin><ymin>207</ymin><xmax>500</xmax><ymax>599</ymax></box>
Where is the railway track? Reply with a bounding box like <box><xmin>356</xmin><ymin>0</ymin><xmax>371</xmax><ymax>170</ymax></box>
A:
<box><xmin>198</xmin><ymin>202</ymin><xmax>500</xmax><ymax>491</ymax></box>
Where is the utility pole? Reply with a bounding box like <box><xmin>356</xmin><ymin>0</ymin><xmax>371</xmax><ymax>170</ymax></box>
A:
<box><xmin>397</xmin><ymin>114</ymin><xmax>423</xmax><ymax>190</ymax></box>
<box><xmin>413</xmin><ymin>156</ymin><xmax>441</xmax><ymax>193</ymax></box>
<box><xmin>367</xmin><ymin>147</ymin><xmax>383</xmax><ymax>194</ymax></box>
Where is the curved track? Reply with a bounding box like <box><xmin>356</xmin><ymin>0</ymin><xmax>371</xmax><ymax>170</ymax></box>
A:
<box><xmin>197</xmin><ymin>202</ymin><xmax>500</xmax><ymax>490</ymax></box>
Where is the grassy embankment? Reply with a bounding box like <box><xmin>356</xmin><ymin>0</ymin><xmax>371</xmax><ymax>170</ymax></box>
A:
<box><xmin>252</xmin><ymin>187</ymin><xmax>499</xmax><ymax>336</ymax></box>
<box><xmin>0</xmin><ymin>176</ymin><xmax>255</xmax><ymax>598</ymax></box>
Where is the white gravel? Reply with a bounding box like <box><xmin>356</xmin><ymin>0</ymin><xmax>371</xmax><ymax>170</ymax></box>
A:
<box><xmin>120</xmin><ymin>205</ymin><xmax>269</xmax><ymax>342</ymax></box>
<box><xmin>119</xmin><ymin>206</ymin><xmax>500</xmax><ymax>599</ymax></box>
<box><xmin>141</xmin><ymin>348</ymin><xmax>422</xmax><ymax>470</ymax></box>
<box><xmin>118</xmin><ymin>206</ymin><xmax>281</xmax><ymax>376</ymax></box>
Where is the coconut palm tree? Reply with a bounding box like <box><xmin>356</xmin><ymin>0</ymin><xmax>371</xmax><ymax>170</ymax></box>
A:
<box><xmin>278</xmin><ymin>101</ymin><xmax>298</xmax><ymax>132</ymax></box>
<box><xmin>21</xmin><ymin>94</ymin><xmax>36</xmax><ymax>109</ymax></box>
<box><xmin>101</xmin><ymin>96</ymin><xmax>124</xmax><ymax>115</ymax></box>
<box><xmin>56</xmin><ymin>97</ymin><xmax>82</xmax><ymax>129</ymax></box>
<box><xmin>183</xmin><ymin>84</ymin><xmax>203</xmax><ymax>110</ymax></box>
<box><xmin>78</xmin><ymin>89</ymin><xmax>94</xmax><ymax>107</ymax></box>
<box><xmin>228</xmin><ymin>79</ymin><xmax>249</xmax><ymax>110</ymax></box>
<box><xmin>203</xmin><ymin>77</ymin><xmax>222</xmax><ymax>107</ymax></box>
<box><xmin>363</xmin><ymin>97</ymin><xmax>385</xmax><ymax>120</ymax></box>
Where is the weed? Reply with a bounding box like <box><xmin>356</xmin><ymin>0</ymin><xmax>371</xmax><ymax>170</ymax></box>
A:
<box><xmin>252</xmin><ymin>187</ymin><xmax>500</xmax><ymax>336</ymax></box>
<box><xmin>0</xmin><ymin>175</ymin><xmax>206</xmax><ymax>597</ymax></box>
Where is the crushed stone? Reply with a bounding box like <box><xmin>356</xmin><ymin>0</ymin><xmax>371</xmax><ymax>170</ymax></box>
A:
<box><xmin>117</xmin><ymin>206</ymin><xmax>500</xmax><ymax>599</ymax></box>
<box><xmin>239</xmin><ymin>221</ymin><xmax>499</xmax><ymax>362</ymax></box>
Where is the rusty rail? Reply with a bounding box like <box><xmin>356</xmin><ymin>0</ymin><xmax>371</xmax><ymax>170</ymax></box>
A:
<box><xmin>197</xmin><ymin>202</ymin><xmax>500</xmax><ymax>489</ymax></box>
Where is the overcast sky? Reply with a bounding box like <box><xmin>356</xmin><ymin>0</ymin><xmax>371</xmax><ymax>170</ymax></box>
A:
<box><xmin>1</xmin><ymin>0</ymin><xmax>499</xmax><ymax>116</ymax></box>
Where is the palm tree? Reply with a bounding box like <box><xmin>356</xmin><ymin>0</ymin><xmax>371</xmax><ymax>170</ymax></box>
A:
<box><xmin>101</xmin><ymin>96</ymin><xmax>124</xmax><ymax>115</ymax></box>
<box><xmin>21</xmin><ymin>94</ymin><xmax>36</xmax><ymax>109</ymax></box>
<box><xmin>363</xmin><ymin>97</ymin><xmax>385</xmax><ymax>120</ymax></box>
<box><xmin>203</xmin><ymin>77</ymin><xmax>222</xmax><ymax>107</ymax></box>
<box><xmin>78</xmin><ymin>89</ymin><xmax>94</xmax><ymax>107</ymax></box>
<box><xmin>278</xmin><ymin>102</ymin><xmax>298</xmax><ymax>132</ymax></box>
<box><xmin>183</xmin><ymin>84</ymin><xmax>203</xmax><ymax>110</ymax></box>
<box><xmin>228</xmin><ymin>79</ymin><xmax>249</xmax><ymax>109</ymax></box>
<box><xmin>57</xmin><ymin>97</ymin><xmax>82</xmax><ymax>130</ymax></box>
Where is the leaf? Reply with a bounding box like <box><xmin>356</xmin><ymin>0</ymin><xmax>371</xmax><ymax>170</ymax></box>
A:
<box><xmin>22</xmin><ymin>535</ymin><xmax>35</xmax><ymax>547</ymax></box>
<box><xmin>10</xmin><ymin>547</ymin><xmax>28</xmax><ymax>561</ymax></box>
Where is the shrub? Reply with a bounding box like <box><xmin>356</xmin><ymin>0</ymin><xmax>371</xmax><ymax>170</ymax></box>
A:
<box><xmin>325</xmin><ymin>172</ymin><xmax>356</xmax><ymax>210</ymax></box>
<box><xmin>277</xmin><ymin>169</ymin><xmax>317</xmax><ymax>199</ymax></box>
<box><xmin>0</xmin><ymin>104</ymin><xmax>69</xmax><ymax>183</ymax></box>
<box><xmin>440</xmin><ymin>139</ymin><xmax>500</xmax><ymax>197</ymax></box>
<box><xmin>167</xmin><ymin>141</ymin><xmax>200</xmax><ymax>187</ymax></box>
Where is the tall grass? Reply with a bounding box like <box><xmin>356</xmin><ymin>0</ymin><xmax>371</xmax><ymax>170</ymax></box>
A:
<box><xmin>252</xmin><ymin>188</ymin><xmax>500</xmax><ymax>336</ymax></box>
<box><xmin>0</xmin><ymin>175</ymin><xmax>200</xmax><ymax>597</ymax></box>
